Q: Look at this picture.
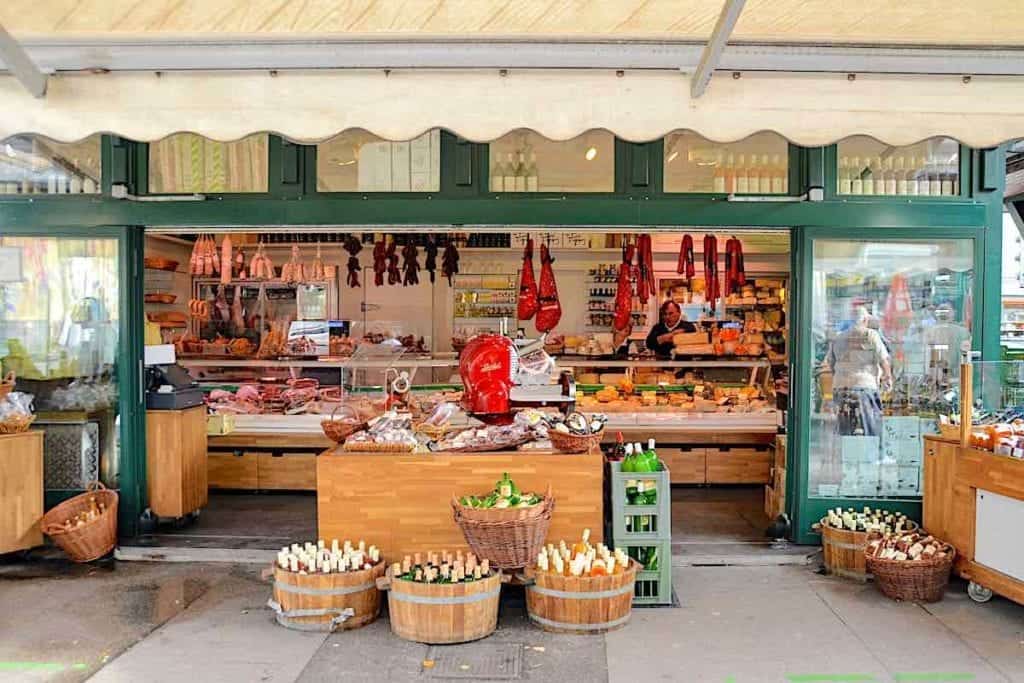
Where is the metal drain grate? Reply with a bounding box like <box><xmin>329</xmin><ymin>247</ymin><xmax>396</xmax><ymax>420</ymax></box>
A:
<box><xmin>422</xmin><ymin>642</ymin><xmax>523</xmax><ymax>679</ymax></box>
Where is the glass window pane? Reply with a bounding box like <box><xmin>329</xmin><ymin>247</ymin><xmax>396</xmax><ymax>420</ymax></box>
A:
<box><xmin>149</xmin><ymin>133</ymin><xmax>269</xmax><ymax>193</ymax></box>
<box><xmin>0</xmin><ymin>236</ymin><xmax>121</xmax><ymax>489</ymax></box>
<box><xmin>836</xmin><ymin>136</ymin><xmax>960</xmax><ymax>197</ymax></box>
<box><xmin>664</xmin><ymin>131</ymin><xmax>789</xmax><ymax>194</ymax></box>
<box><xmin>316</xmin><ymin>129</ymin><xmax>441</xmax><ymax>192</ymax></box>
<box><xmin>0</xmin><ymin>135</ymin><xmax>102</xmax><ymax>195</ymax></box>
<box><xmin>808</xmin><ymin>238</ymin><xmax>974</xmax><ymax>501</ymax></box>
<box><xmin>488</xmin><ymin>130</ymin><xmax>614</xmax><ymax>193</ymax></box>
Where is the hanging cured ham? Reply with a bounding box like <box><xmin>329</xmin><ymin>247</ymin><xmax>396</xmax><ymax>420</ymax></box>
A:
<box><xmin>613</xmin><ymin>243</ymin><xmax>636</xmax><ymax>332</ymax></box>
<box><xmin>535</xmin><ymin>243</ymin><xmax>562</xmax><ymax>334</ymax></box>
<box><xmin>424</xmin><ymin>236</ymin><xmax>439</xmax><ymax>284</ymax></box>
<box><xmin>517</xmin><ymin>238</ymin><xmax>539</xmax><ymax>320</ymax></box>
<box><xmin>344</xmin><ymin>236</ymin><xmax>362</xmax><ymax>288</ymax></box>
<box><xmin>676</xmin><ymin>234</ymin><xmax>695</xmax><ymax>284</ymax></box>
<box><xmin>402</xmin><ymin>241</ymin><xmax>420</xmax><ymax>286</ymax></box>
<box><xmin>442</xmin><ymin>241</ymin><xmax>460</xmax><ymax>285</ymax></box>
<box><xmin>704</xmin><ymin>234</ymin><xmax>720</xmax><ymax>313</ymax></box>
<box><xmin>635</xmin><ymin>235</ymin><xmax>654</xmax><ymax>304</ymax></box>
<box><xmin>386</xmin><ymin>239</ymin><xmax>401</xmax><ymax>285</ymax></box>
<box><xmin>724</xmin><ymin>236</ymin><xmax>746</xmax><ymax>297</ymax></box>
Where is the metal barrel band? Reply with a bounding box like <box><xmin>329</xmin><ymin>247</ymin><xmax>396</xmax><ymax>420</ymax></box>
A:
<box><xmin>273</xmin><ymin>580</ymin><xmax>375</xmax><ymax>596</ymax></box>
<box><xmin>831</xmin><ymin>567</ymin><xmax>871</xmax><ymax>580</ymax></box>
<box><xmin>526</xmin><ymin>583</ymin><xmax>634</xmax><ymax>600</ymax></box>
<box><xmin>266</xmin><ymin>599</ymin><xmax>355</xmax><ymax>632</ymax></box>
<box><xmin>528</xmin><ymin>612</ymin><xmax>631</xmax><ymax>631</ymax></box>
<box><xmin>389</xmin><ymin>587</ymin><xmax>500</xmax><ymax>605</ymax></box>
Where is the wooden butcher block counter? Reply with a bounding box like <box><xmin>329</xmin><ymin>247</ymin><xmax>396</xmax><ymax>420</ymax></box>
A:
<box><xmin>317</xmin><ymin>447</ymin><xmax>603</xmax><ymax>559</ymax></box>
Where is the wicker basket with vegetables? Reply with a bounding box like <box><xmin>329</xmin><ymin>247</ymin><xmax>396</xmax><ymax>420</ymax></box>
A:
<box><xmin>452</xmin><ymin>473</ymin><xmax>554</xmax><ymax>569</ymax></box>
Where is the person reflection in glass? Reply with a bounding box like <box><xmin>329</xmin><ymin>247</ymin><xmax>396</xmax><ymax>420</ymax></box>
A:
<box><xmin>826</xmin><ymin>306</ymin><xmax>893</xmax><ymax>436</ymax></box>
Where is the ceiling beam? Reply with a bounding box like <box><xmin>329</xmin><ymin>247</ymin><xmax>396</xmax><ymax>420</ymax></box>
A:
<box><xmin>691</xmin><ymin>0</ymin><xmax>747</xmax><ymax>98</ymax></box>
<box><xmin>6</xmin><ymin>37</ymin><xmax>1024</xmax><ymax>77</ymax></box>
<box><xmin>0</xmin><ymin>24</ymin><xmax>47</xmax><ymax>97</ymax></box>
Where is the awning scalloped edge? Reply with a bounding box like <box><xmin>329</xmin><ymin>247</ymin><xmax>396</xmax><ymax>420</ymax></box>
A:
<box><xmin>2</xmin><ymin>69</ymin><xmax>1024</xmax><ymax>148</ymax></box>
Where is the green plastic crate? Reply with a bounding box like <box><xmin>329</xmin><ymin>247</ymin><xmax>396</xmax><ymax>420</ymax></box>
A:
<box><xmin>621</xmin><ymin>540</ymin><xmax>674</xmax><ymax>606</ymax></box>
<box><xmin>608</xmin><ymin>459</ymin><xmax>672</xmax><ymax>542</ymax></box>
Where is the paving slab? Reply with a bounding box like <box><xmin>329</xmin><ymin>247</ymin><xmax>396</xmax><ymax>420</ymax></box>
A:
<box><xmin>808</xmin><ymin>573</ymin><xmax>1011</xmax><ymax>682</ymax></box>
<box><xmin>88</xmin><ymin>567</ymin><xmax>326</xmax><ymax>683</ymax></box>
<box><xmin>297</xmin><ymin>585</ymin><xmax>607</xmax><ymax>683</ymax></box>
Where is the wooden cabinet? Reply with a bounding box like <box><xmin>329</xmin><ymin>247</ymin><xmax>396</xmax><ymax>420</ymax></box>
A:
<box><xmin>0</xmin><ymin>431</ymin><xmax>44</xmax><ymax>554</ymax></box>
<box><xmin>208</xmin><ymin>451</ymin><xmax>258</xmax><ymax>489</ymax></box>
<box><xmin>706</xmin><ymin>447</ymin><xmax>772</xmax><ymax>484</ymax></box>
<box><xmin>765</xmin><ymin>436</ymin><xmax>787</xmax><ymax>518</ymax></box>
<box><xmin>660</xmin><ymin>447</ymin><xmax>706</xmax><ymax>484</ymax></box>
<box><xmin>256</xmin><ymin>453</ymin><xmax>317</xmax><ymax>490</ymax></box>
<box><xmin>146</xmin><ymin>407</ymin><xmax>208</xmax><ymax>518</ymax></box>
<box><xmin>208</xmin><ymin>450</ymin><xmax>317</xmax><ymax>490</ymax></box>
<box><xmin>922</xmin><ymin>437</ymin><xmax>952</xmax><ymax>541</ymax></box>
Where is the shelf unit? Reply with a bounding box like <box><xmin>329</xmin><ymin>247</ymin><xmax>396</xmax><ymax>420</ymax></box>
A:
<box><xmin>452</xmin><ymin>273</ymin><xmax>517</xmax><ymax>333</ymax></box>
<box><xmin>585</xmin><ymin>263</ymin><xmax>649</xmax><ymax>332</ymax></box>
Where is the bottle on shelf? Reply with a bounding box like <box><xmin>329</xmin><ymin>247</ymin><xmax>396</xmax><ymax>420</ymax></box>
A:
<box><xmin>849</xmin><ymin>157</ymin><xmax>863</xmax><ymax>195</ymax></box>
<box><xmin>56</xmin><ymin>172</ymin><xmax>67</xmax><ymax>194</ymax></box>
<box><xmin>862</xmin><ymin>157</ymin><xmax>875</xmax><ymax>195</ymax></box>
<box><xmin>735</xmin><ymin>154</ymin><xmax>749</xmax><ymax>193</ymax></box>
<box><xmin>621</xmin><ymin>442</ymin><xmax>636</xmax><ymax>472</ymax></box>
<box><xmin>884</xmin><ymin>157</ymin><xmax>897</xmax><ymax>195</ymax></box>
<box><xmin>490</xmin><ymin>155</ymin><xmax>506</xmax><ymax>192</ymax></box>
<box><xmin>917</xmin><ymin>156</ymin><xmax>931</xmax><ymax>196</ymax></box>
<box><xmin>838</xmin><ymin>156</ymin><xmax>851</xmax><ymax>194</ymax></box>
<box><xmin>514</xmin><ymin>152</ymin><xmax>528</xmax><ymax>192</ymax></box>
<box><xmin>771</xmin><ymin>154</ymin><xmax>786</xmax><ymax>194</ymax></box>
<box><xmin>46</xmin><ymin>172</ymin><xmax>57</xmax><ymax>195</ymax></box>
<box><xmin>895</xmin><ymin>157</ymin><xmax>908</xmax><ymax>195</ymax></box>
<box><xmin>610</xmin><ymin>432</ymin><xmax>626</xmax><ymax>461</ymax></box>
<box><xmin>83</xmin><ymin>175</ymin><xmax>96</xmax><ymax>194</ymax></box>
<box><xmin>525</xmin><ymin>151</ymin><xmax>539</xmax><ymax>192</ymax></box>
<box><xmin>502</xmin><ymin>152</ymin><xmax>518</xmax><ymax>192</ymax></box>
<box><xmin>69</xmin><ymin>160</ymin><xmax>83</xmax><ymax>194</ymax></box>
<box><xmin>929</xmin><ymin>158</ymin><xmax>941</xmax><ymax>196</ymax></box>
<box><xmin>906</xmin><ymin>156</ymin><xmax>920</xmax><ymax>195</ymax></box>
<box><xmin>724</xmin><ymin>154</ymin><xmax>736</xmax><ymax>193</ymax></box>
<box><xmin>712</xmin><ymin>153</ymin><xmax>726</xmax><ymax>193</ymax></box>
<box><xmin>760</xmin><ymin>154</ymin><xmax>772</xmax><ymax>193</ymax></box>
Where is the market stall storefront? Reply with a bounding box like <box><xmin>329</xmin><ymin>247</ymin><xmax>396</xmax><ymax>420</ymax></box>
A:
<box><xmin>0</xmin><ymin>122</ymin><xmax>1003</xmax><ymax>549</ymax></box>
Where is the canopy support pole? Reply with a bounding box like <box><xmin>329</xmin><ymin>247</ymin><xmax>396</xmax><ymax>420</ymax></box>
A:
<box><xmin>691</xmin><ymin>0</ymin><xmax>747</xmax><ymax>99</ymax></box>
<box><xmin>0</xmin><ymin>24</ymin><xmax>47</xmax><ymax>98</ymax></box>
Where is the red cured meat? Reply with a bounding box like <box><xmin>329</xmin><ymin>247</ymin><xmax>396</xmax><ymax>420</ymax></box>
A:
<box><xmin>677</xmin><ymin>234</ymin><xmax>695</xmax><ymax>282</ymax></box>
<box><xmin>535</xmin><ymin>243</ymin><xmax>562</xmax><ymax>333</ymax></box>
<box><xmin>372</xmin><ymin>239</ymin><xmax>386</xmax><ymax>287</ymax></box>
<box><xmin>704</xmin><ymin>234</ymin><xmax>720</xmax><ymax>312</ymax></box>
<box><xmin>723</xmin><ymin>236</ymin><xmax>747</xmax><ymax>297</ymax></box>
<box><xmin>613</xmin><ymin>244</ymin><xmax>636</xmax><ymax>331</ymax></box>
<box><xmin>517</xmin><ymin>238</ymin><xmax>539</xmax><ymax>320</ymax></box>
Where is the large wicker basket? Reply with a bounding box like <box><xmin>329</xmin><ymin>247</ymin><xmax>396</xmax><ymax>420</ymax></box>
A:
<box><xmin>548</xmin><ymin>429</ymin><xmax>603</xmax><ymax>454</ymax></box>
<box><xmin>320</xmin><ymin>404</ymin><xmax>365</xmax><ymax>444</ymax></box>
<box><xmin>452</xmin><ymin>492</ymin><xmax>554</xmax><ymax>570</ymax></box>
<box><xmin>865</xmin><ymin>545</ymin><xmax>956</xmax><ymax>603</ymax></box>
<box><xmin>41</xmin><ymin>482</ymin><xmax>119</xmax><ymax>562</ymax></box>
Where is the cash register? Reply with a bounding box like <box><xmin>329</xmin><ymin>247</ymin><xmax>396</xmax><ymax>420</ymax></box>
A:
<box><xmin>144</xmin><ymin>344</ymin><xmax>205</xmax><ymax>410</ymax></box>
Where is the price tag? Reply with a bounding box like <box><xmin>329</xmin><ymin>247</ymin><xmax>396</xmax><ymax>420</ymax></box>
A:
<box><xmin>0</xmin><ymin>246</ymin><xmax>23</xmax><ymax>283</ymax></box>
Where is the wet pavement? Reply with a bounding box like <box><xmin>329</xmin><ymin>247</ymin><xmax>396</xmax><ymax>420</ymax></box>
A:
<box><xmin>1</xmin><ymin>556</ymin><xmax>1023</xmax><ymax>683</ymax></box>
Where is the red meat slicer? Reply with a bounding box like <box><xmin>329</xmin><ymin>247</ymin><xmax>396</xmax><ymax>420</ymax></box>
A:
<box><xmin>459</xmin><ymin>332</ymin><xmax>575</xmax><ymax>424</ymax></box>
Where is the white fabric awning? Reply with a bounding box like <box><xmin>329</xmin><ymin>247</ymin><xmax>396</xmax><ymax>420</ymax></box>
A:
<box><xmin>4</xmin><ymin>68</ymin><xmax>1024</xmax><ymax>147</ymax></box>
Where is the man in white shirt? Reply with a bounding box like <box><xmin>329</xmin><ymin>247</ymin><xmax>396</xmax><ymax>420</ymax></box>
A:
<box><xmin>826</xmin><ymin>307</ymin><xmax>893</xmax><ymax>436</ymax></box>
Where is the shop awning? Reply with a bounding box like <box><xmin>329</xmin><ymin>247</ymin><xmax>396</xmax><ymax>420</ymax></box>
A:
<box><xmin>3</xmin><ymin>68</ymin><xmax>1024</xmax><ymax>147</ymax></box>
<box><xmin>3</xmin><ymin>1</ymin><xmax>1024</xmax><ymax>146</ymax></box>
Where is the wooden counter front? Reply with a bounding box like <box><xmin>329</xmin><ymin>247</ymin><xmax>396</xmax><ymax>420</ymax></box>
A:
<box><xmin>317</xmin><ymin>449</ymin><xmax>603</xmax><ymax>559</ymax></box>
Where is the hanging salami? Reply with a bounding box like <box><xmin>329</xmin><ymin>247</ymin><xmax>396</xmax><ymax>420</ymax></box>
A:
<box><xmin>613</xmin><ymin>243</ymin><xmax>636</xmax><ymax>331</ymax></box>
<box><xmin>442</xmin><ymin>240</ymin><xmax>460</xmax><ymax>285</ymax></box>
<box><xmin>517</xmin><ymin>238</ymin><xmax>539</xmax><ymax>320</ymax></box>
<box><xmin>723</xmin><ymin>236</ymin><xmax>746</xmax><ymax>297</ymax></box>
<box><xmin>677</xmin><ymin>234</ymin><xmax>695</xmax><ymax>284</ymax></box>
<box><xmin>402</xmin><ymin>240</ymin><xmax>420</xmax><ymax>286</ymax></box>
<box><xmin>636</xmin><ymin>235</ymin><xmax>650</xmax><ymax>304</ymax></box>
<box><xmin>424</xmin><ymin>236</ymin><xmax>439</xmax><ymax>284</ymax></box>
<box><xmin>344</xmin><ymin>236</ymin><xmax>362</xmax><ymax>288</ymax></box>
<box><xmin>535</xmin><ymin>243</ymin><xmax>562</xmax><ymax>334</ymax></box>
<box><xmin>704</xmin><ymin>234</ymin><xmax>720</xmax><ymax>313</ymax></box>
<box><xmin>372</xmin><ymin>238</ymin><xmax>386</xmax><ymax>287</ymax></box>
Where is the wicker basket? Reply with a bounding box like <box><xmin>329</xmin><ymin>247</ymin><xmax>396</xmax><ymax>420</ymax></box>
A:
<box><xmin>341</xmin><ymin>440</ymin><xmax>417</xmax><ymax>453</ymax></box>
<box><xmin>0</xmin><ymin>413</ymin><xmax>35</xmax><ymax>434</ymax></box>
<box><xmin>817</xmin><ymin>518</ymin><xmax>919</xmax><ymax>582</ymax></box>
<box><xmin>0</xmin><ymin>370</ymin><xmax>15</xmax><ymax>400</ymax></box>
<box><xmin>41</xmin><ymin>482</ymin><xmax>119</xmax><ymax>563</ymax></box>
<box><xmin>320</xmin><ymin>404</ymin><xmax>365</xmax><ymax>444</ymax></box>
<box><xmin>865</xmin><ymin>545</ymin><xmax>955</xmax><ymax>603</ymax></box>
<box><xmin>937</xmin><ymin>423</ymin><xmax>961</xmax><ymax>440</ymax></box>
<box><xmin>549</xmin><ymin>429</ymin><xmax>603</xmax><ymax>454</ymax></box>
<box><xmin>414</xmin><ymin>422</ymin><xmax>459</xmax><ymax>440</ymax></box>
<box><xmin>452</xmin><ymin>491</ymin><xmax>554</xmax><ymax>570</ymax></box>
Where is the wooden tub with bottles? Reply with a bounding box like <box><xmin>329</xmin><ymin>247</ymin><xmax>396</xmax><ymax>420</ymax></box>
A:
<box><xmin>522</xmin><ymin>559</ymin><xmax>640</xmax><ymax>635</ymax></box>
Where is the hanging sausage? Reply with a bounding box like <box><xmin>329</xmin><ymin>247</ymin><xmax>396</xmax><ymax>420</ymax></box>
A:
<box><xmin>535</xmin><ymin>242</ymin><xmax>562</xmax><ymax>334</ymax></box>
<box><xmin>402</xmin><ymin>240</ymin><xmax>420</xmax><ymax>286</ymax></box>
<box><xmin>517</xmin><ymin>237</ymin><xmax>539</xmax><ymax>321</ymax></box>
<box><xmin>386</xmin><ymin>238</ymin><xmax>401</xmax><ymax>285</ymax></box>
<box><xmin>704</xmin><ymin>234</ymin><xmax>720</xmax><ymax>313</ymax></box>
<box><xmin>372</xmin><ymin>238</ymin><xmax>387</xmax><ymax>286</ymax></box>
<box><xmin>220</xmin><ymin>235</ymin><xmax>233</xmax><ymax>285</ymax></box>
<box><xmin>344</xmin><ymin>236</ymin><xmax>362</xmax><ymax>288</ymax></box>
<box><xmin>442</xmin><ymin>240</ymin><xmax>460</xmax><ymax>285</ymax></box>
<box><xmin>424</xmin><ymin>236</ymin><xmax>439</xmax><ymax>284</ymax></box>
<box><xmin>724</xmin><ymin>236</ymin><xmax>747</xmax><ymax>297</ymax></box>
<box><xmin>676</xmin><ymin>234</ymin><xmax>695</xmax><ymax>285</ymax></box>
<box><xmin>636</xmin><ymin>235</ymin><xmax>651</xmax><ymax>304</ymax></box>
<box><xmin>613</xmin><ymin>243</ymin><xmax>636</xmax><ymax>332</ymax></box>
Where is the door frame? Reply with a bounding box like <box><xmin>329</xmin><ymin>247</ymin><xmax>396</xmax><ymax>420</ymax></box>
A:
<box><xmin>0</xmin><ymin>225</ymin><xmax>146</xmax><ymax>538</ymax></box>
<box><xmin>789</xmin><ymin>226</ymin><xmax>987</xmax><ymax>544</ymax></box>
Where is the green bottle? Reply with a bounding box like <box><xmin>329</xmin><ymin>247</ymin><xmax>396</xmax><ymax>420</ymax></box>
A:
<box><xmin>621</xmin><ymin>443</ymin><xmax>636</xmax><ymax>473</ymax></box>
<box><xmin>643</xmin><ymin>439</ymin><xmax>658</xmax><ymax>505</ymax></box>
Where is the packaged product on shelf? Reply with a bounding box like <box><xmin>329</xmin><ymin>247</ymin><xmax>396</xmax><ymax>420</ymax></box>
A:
<box><xmin>276</xmin><ymin>539</ymin><xmax>381</xmax><ymax>574</ymax></box>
